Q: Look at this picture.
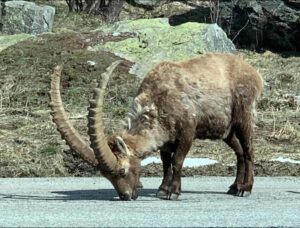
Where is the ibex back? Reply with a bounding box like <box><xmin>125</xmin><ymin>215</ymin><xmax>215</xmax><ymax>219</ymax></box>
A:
<box><xmin>49</xmin><ymin>53</ymin><xmax>263</xmax><ymax>200</ymax></box>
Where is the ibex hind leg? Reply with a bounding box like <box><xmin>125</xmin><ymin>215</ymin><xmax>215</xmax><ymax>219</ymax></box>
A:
<box><xmin>224</xmin><ymin>131</ymin><xmax>246</xmax><ymax>196</ymax></box>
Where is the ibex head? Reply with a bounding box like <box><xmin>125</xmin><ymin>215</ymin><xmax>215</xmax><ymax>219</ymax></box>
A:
<box><xmin>102</xmin><ymin>135</ymin><xmax>142</xmax><ymax>200</ymax></box>
<box><xmin>49</xmin><ymin>61</ymin><xmax>142</xmax><ymax>200</ymax></box>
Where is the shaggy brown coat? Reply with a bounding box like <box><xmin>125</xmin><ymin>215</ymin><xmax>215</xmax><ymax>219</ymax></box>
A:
<box><xmin>50</xmin><ymin>53</ymin><xmax>263</xmax><ymax>200</ymax></box>
<box><xmin>111</xmin><ymin>53</ymin><xmax>263</xmax><ymax>199</ymax></box>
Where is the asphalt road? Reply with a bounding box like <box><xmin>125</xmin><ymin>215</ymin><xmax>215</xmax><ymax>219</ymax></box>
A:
<box><xmin>0</xmin><ymin>177</ymin><xmax>299</xmax><ymax>227</ymax></box>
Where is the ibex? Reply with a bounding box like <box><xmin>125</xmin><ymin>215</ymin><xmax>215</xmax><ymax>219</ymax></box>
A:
<box><xmin>49</xmin><ymin>53</ymin><xmax>263</xmax><ymax>200</ymax></box>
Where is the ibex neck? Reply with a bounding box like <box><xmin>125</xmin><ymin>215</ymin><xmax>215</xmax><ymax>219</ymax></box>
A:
<box><xmin>134</xmin><ymin>128</ymin><xmax>168</xmax><ymax>159</ymax></box>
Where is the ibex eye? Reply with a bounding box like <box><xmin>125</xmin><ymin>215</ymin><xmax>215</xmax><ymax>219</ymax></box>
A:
<box><xmin>119</xmin><ymin>168</ymin><xmax>126</xmax><ymax>177</ymax></box>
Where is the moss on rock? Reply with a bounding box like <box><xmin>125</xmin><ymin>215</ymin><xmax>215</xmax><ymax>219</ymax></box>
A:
<box><xmin>0</xmin><ymin>33</ymin><xmax>33</xmax><ymax>52</ymax></box>
<box><xmin>93</xmin><ymin>18</ymin><xmax>236</xmax><ymax>78</ymax></box>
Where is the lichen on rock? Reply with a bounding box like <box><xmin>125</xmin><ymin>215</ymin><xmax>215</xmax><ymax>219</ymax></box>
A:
<box><xmin>0</xmin><ymin>33</ymin><xmax>33</xmax><ymax>52</ymax></box>
<box><xmin>1</xmin><ymin>1</ymin><xmax>55</xmax><ymax>35</ymax></box>
<box><xmin>92</xmin><ymin>18</ymin><xmax>236</xmax><ymax>78</ymax></box>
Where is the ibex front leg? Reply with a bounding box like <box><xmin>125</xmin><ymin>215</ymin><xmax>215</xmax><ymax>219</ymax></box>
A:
<box><xmin>167</xmin><ymin>127</ymin><xmax>195</xmax><ymax>200</ymax></box>
<box><xmin>156</xmin><ymin>150</ymin><xmax>173</xmax><ymax>199</ymax></box>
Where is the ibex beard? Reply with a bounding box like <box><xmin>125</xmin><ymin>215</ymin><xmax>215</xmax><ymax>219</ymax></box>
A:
<box><xmin>49</xmin><ymin>53</ymin><xmax>263</xmax><ymax>200</ymax></box>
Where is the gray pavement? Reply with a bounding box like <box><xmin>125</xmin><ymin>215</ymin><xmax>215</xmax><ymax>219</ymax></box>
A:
<box><xmin>0</xmin><ymin>177</ymin><xmax>299</xmax><ymax>227</ymax></box>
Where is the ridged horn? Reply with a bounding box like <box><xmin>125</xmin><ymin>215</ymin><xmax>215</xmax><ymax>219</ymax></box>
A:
<box><xmin>88</xmin><ymin>60</ymin><xmax>123</xmax><ymax>174</ymax></box>
<box><xmin>49</xmin><ymin>65</ymin><xmax>98</xmax><ymax>166</ymax></box>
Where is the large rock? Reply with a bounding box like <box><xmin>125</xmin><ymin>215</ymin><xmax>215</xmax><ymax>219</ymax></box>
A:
<box><xmin>286</xmin><ymin>0</ymin><xmax>300</xmax><ymax>9</ymax></box>
<box><xmin>1</xmin><ymin>1</ymin><xmax>55</xmax><ymax>35</ymax></box>
<box><xmin>219</xmin><ymin>0</ymin><xmax>300</xmax><ymax>51</ymax></box>
<box><xmin>169</xmin><ymin>0</ymin><xmax>300</xmax><ymax>51</ymax></box>
<box><xmin>92</xmin><ymin>18</ymin><xmax>236</xmax><ymax>78</ymax></box>
<box><xmin>134</xmin><ymin>0</ymin><xmax>158</xmax><ymax>6</ymax></box>
<box><xmin>0</xmin><ymin>33</ymin><xmax>33</xmax><ymax>52</ymax></box>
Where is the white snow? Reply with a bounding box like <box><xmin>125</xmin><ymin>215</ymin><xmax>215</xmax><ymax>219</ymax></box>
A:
<box><xmin>270</xmin><ymin>156</ymin><xmax>300</xmax><ymax>164</ymax></box>
<box><xmin>141</xmin><ymin>157</ymin><xmax>218</xmax><ymax>167</ymax></box>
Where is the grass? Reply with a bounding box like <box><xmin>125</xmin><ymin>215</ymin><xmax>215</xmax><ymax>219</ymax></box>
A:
<box><xmin>271</xmin><ymin>120</ymin><xmax>300</xmax><ymax>142</ymax></box>
<box><xmin>0</xmin><ymin>21</ymin><xmax>140</xmax><ymax>176</ymax></box>
<box><xmin>29</xmin><ymin>0</ymin><xmax>104</xmax><ymax>32</ymax></box>
<box><xmin>41</xmin><ymin>145</ymin><xmax>58</xmax><ymax>156</ymax></box>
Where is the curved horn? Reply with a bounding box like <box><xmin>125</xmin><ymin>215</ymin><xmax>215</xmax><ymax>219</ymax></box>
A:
<box><xmin>49</xmin><ymin>65</ymin><xmax>98</xmax><ymax>166</ymax></box>
<box><xmin>88</xmin><ymin>60</ymin><xmax>123</xmax><ymax>174</ymax></box>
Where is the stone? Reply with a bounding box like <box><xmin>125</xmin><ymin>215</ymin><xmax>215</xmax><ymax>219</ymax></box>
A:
<box><xmin>222</xmin><ymin>0</ymin><xmax>300</xmax><ymax>51</ymax></box>
<box><xmin>286</xmin><ymin>0</ymin><xmax>300</xmax><ymax>9</ymax></box>
<box><xmin>1</xmin><ymin>1</ymin><xmax>55</xmax><ymax>35</ymax></box>
<box><xmin>93</xmin><ymin>18</ymin><xmax>236</xmax><ymax>78</ymax></box>
<box><xmin>165</xmin><ymin>0</ymin><xmax>300</xmax><ymax>51</ymax></box>
<box><xmin>134</xmin><ymin>0</ymin><xmax>158</xmax><ymax>7</ymax></box>
<box><xmin>296</xmin><ymin>91</ymin><xmax>300</xmax><ymax>106</ymax></box>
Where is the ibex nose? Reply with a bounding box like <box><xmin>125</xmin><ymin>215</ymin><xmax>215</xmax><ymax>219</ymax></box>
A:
<box><xmin>119</xmin><ymin>193</ymin><xmax>131</xmax><ymax>201</ymax></box>
<box><xmin>131</xmin><ymin>189</ymin><xmax>138</xmax><ymax>200</ymax></box>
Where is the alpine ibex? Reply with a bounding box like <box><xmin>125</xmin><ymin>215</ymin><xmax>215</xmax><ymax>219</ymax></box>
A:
<box><xmin>49</xmin><ymin>53</ymin><xmax>263</xmax><ymax>200</ymax></box>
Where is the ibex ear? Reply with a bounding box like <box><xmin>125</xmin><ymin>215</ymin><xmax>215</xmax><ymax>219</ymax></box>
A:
<box><xmin>116</xmin><ymin>136</ymin><xmax>132</xmax><ymax>156</ymax></box>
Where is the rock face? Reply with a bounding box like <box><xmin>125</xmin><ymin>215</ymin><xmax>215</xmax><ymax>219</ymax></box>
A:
<box><xmin>93</xmin><ymin>18</ymin><xmax>236</xmax><ymax>78</ymax></box>
<box><xmin>220</xmin><ymin>0</ymin><xmax>300</xmax><ymax>51</ymax></box>
<box><xmin>286</xmin><ymin>0</ymin><xmax>300</xmax><ymax>9</ymax></box>
<box><xmin>169</xmin><ymin>0</ymin><xmax>300</xmax><ymax>51</ymax></box>
<box><xmin>0</xmin><ymin>1</ymin><xmax>55</xmax><ymax>35</ymax></box>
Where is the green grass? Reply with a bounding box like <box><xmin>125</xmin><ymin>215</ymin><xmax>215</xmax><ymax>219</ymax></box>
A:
<box><xmin>41</xmin><ymin>145</ymin><xmax>58</xmax><ymax>156</ymax></box>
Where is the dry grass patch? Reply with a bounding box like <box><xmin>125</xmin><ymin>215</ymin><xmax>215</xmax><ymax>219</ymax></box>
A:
<box><xmin>0</xmin><ymin>19</ymin><xmax>299</xmax><ymax>177</ymax></box>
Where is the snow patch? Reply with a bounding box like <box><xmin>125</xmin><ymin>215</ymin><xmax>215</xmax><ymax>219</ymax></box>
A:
<box><xmin>141</xmin><ymin>157</ymin><xmax>218</xmax><ymax>167</ymax></box>
<box><xmin>270</xmin><ymin>156</ymin><xmax>300</xmax><ymax>164</ymax></box>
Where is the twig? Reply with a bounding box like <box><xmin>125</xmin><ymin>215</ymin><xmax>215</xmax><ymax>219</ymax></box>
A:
<box><xmin>69</xmin><ymin>115</ymin><xmax>86</xmax><ymax>120</ymax></box>
<box><xmin>209</xmin><ymin>0</ymin><xmax>220</xmax><ymax>25</ymax></box>
<box><xmin>216</xmin><ymin>0</ymin><xmax>219</xmax><ymax>25</ymax></box>
<box><xmin>0</xmin><ymin>91</ymin><xmax>2</xmax><ymax>109</ymax></box>
<box><xmin>232</xmin><ymin>19</ymin><xmax>249</xmax><ymax>42</ymax></box>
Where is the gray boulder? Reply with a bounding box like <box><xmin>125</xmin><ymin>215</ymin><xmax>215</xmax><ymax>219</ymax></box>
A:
<box><xmin>169</xmin><ymin>0</ymin><xmax>300</xmax><ymax>51</ymax></box>
<box><xmin>220</xmin><ymin>0</ymin><xmax>300</xmax><ymax>51</ymax></box>
<box><xmin>93</xmin><ymin>18</ymin><xmax>236</xmax><ymax>78</ymax></box>
<box><xmin>134</xmin><ymin>0</ymin><xmax>158</xmax><ymax>7</ymax></box>
<box><xmin>1</xmin><ymin>1</ymin><xmax>55</xmax><ymax>35</ymax></box>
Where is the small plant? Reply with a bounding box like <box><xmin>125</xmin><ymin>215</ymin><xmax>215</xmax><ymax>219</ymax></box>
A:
<box><xmin>41</xmin><ymin>145</ymin><xmax>58</xmax><ymax>156</ymax></box>
<box><xmin>271</xmin><ymin>120</ymin><xmax>300</xmax><ymax>142</ymax></box>
<box><xmin>209</xmin><ymin>0</ymin><xmax>220</xmax><ymax>24</ymax></box>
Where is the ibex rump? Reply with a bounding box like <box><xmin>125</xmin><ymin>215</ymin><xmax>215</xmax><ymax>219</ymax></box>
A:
<box><xmin>49</xmin><ymin>53</ymin><xmax>263</xmax><ymax>200</ymax></box>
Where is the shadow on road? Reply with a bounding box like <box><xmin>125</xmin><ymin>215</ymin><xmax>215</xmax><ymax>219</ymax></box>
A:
<box><xmin>0</xmin><ymin>189</ymin><xmax>228</xmax><ymax>201</ymax></box>
<box><xmin>183</xmin><ymin>190</ymin><xmax>227</xmax><ymax>195</ymax></box>
<box><xmin>0</xmin><ymin>189</ymin><xmax>156</xmax><ymax>201</ymax></box>
<box><xmin>51</xmin><ymin>188</ymin><xmax>158</xmax><ymax>201</ymax></box>
<box><xmin>286</xmin><ymin>191</ymin><xmax>300</xmax><ymax>194</ymax></box>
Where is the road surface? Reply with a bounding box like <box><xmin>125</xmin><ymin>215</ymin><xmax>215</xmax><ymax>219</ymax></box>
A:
<box><xmin>0</xmin><ymin>177</ymin><xmax>299</xmax><ymax>227</ymax></box>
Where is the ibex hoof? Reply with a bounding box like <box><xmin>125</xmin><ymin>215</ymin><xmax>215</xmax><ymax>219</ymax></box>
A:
<box><xmin>227</xmin><ymin>188</ymin><xmax>251</xmax><ymax>197</ymax></box>
<box><xmin>238</xmin><ymin>190</ymin><xmax>251</xmax><ymax>197</ymax></box>
<box><xmin>168</xmin><ymin>193</ymin><xmax>180</xmax><ymax>200</ymax></box>
<box><xmin>156</xmin><ymin>189</ymin><xmax>168</xmax><ymax>199</ymax></box>
<box><xmin>227</xmin><ymin>188</ymin><xmax>238</xmax><ymax>195</ymax></box>
<box><xmin>137</xmin><ymin>182</ymin><xmax>143</xmax><ymax>189</ymax></box>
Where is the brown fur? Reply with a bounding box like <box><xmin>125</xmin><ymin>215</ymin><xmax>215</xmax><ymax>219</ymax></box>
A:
<box><xmin>100</xmin><ymin>53</ymin><xmax>263</xmax><ymax>200</ymax></box>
